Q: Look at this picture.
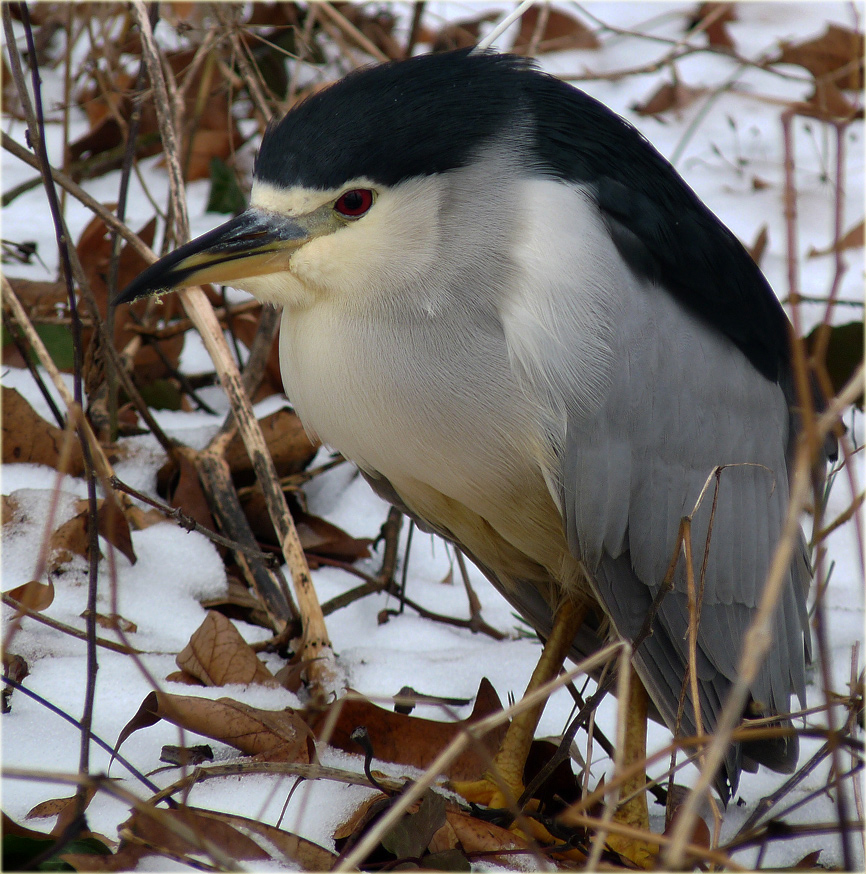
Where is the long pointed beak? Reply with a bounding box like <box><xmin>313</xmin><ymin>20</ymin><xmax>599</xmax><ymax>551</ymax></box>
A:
<box><xmin>114</xmin><ymin>209</ymin><xmax>311</xmax><ymax>305</ymax></box>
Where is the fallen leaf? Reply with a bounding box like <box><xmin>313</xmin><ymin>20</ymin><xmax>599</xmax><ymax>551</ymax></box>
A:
<box><xmin>807</xmin><ymin>219</ymin><xmax>864</xmax><ymax>257</ymax></box>
<box><xmin>309</xmin><ymin>678</ymin><xmax>507</xmax><ymax>781</ymax></box>
<box><xmin>430</xmin><ymin>12</ymin><xmax>500</xmax><ymax>51</ymax></box>
<box><xmin>633</xmin><ymin>81</ymin><xmax>701</xmax><ymax>116</ymax></box>
<box><xmin>662</xmin><ymin>784</ymin><xmax>711</xmax><ymax>849</ymax></box>
<box><xmin>1</xmin><ymin>493</ymin><xmax>19</xmax><ymax>526</ymax></box>
<box><xmin>224</xmin><ymin>407</ymin><xmax>317</xmax><ymax>486</ymax></box>
<box><xmin>27</xmin><ymin>787</ymin><xmax>97</xmax><ymax>836</ymax></box>
<box><xmin>3</xmin><ymin>580</ymin><xmax>54</xmax><ymax>612</ymax></box>
<box><xmin>159</xmin><ymin>744</ymin><xmax>214</xmax><ymax>767</ymax></box>
<box><xmin>116</xmin><ymin>690</ymin><xmax>314</xmax><ymax>762</ymax></box>
<box><xmin>175</xmin><ymin>611</ymin><xmax>277</xmax><ymax>687</ymax></box>
<box><xmin>119</xmin><ymin>805</ymin><xmax>270</xmax><ymax>862</ymax></box>
<box><xmin>200</xmin><ymin>810</ymin><xmax>342</xmax><ymax>870</ymax></box>
<box><xmin>94</xmin><ymin>493</ymin><xmax>137</xmax><ymax>564</ymax></box>
<box><xmin>381</xmin><ymin>790</ymin><xmax>447</xmax><ymax>859</ymax></box>
<box><xmin>777</xmin><ymin>24</ymin><xmax>864</xmax><ymax>90</ymax></box>
<box><xmin>512</xmin><ymin>6</ymin><xmax>599</xmax><ymax>54</ymax></box>
<box><xmin>159</xmin><ymin>452</ymin><xmax>217</xmax><ymax>535</ymax></box>
<box><xmin>796</xmin><ymin>78</ymin><xmax>861</xmax><ymax>122</ymax></box>
<box><xmin>748</xmin><ymin>225</ymin><xmax>769</xmax><ymax>266</ymax></box>
<box><xmin>89</xmin><ymin>613</ymin><xmax>137</xmax><ymax>633</ymax></box>
<box><xmin>2</xmin><ymin>652</ymin><xmax>29</xmax><ymax>713</ymax></box>
<box><xmin>1</xmin><ymin>386</ymin><xmax>85</xmax><ymax>474</ymax></box>
<box><xmin>442</xmin><ymin>806</ymin><xmax>533</xmax><ymax>857</ymax></box>
<box><xmin>48</xmin><ymin>510</ymin><xmax>92</xmax><ymax>568</ymax></box>
<box><xmin>690</xmin><ymin>3</ymin><xmax>737</xmax><ymax>50</ymax></box>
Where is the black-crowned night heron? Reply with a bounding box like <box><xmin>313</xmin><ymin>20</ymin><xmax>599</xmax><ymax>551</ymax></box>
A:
<box><xmin>118</xmin><ymin>49</ymin><xmax>818</xmax><ymax>861</ymax></box>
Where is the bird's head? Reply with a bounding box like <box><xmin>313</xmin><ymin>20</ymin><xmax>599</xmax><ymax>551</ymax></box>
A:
<box><xmin>114</xmin><ymin>49</ymin><xmax>548</xmax><ymax>316</ymax></box>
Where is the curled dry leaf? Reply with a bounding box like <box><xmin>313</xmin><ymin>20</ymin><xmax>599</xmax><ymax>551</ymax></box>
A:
<box><xmin>1</xmin><ymin>386</ymin><xmax>85</xmax><ymax>475</ymax></box>
<box><xmin>310</xmin><ymin>678</ymin><xmax>507</xmax><ymax>781</ymax></box>
<box><xmin>47</xmin><ymin>495</ymin><xmax>137</xmax><ymax>571</ymax></box>
<box><xmin>175</xmin><ymin>610</ymin><xmax>277</xmax><ymax>687</ymax></box>
<box><xmin>3</xmin><ymin>580</ymin><xmax>55</xmax><ymax>612</ymax></box>
<box><xmin>116</xmin><ymin>690</ymin><xmax>314</xmax><ymax>763</ymax></box>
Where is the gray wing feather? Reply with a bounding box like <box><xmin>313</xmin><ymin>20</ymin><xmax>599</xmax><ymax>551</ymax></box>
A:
<box><xmin>503</xmin><ymin>184</ymin><xmax>810</xmax><ymax>796</ymax></box>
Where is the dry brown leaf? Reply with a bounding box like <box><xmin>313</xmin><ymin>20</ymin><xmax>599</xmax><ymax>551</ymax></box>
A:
<box><xmin>1</xmin><ymin>493</ymin><xmax>19</xmax><ymax>526</ymax></box>
<box><xmin>62</xmin><ymin>844</ymin><xmax>144</xmax><ymax>872</ymax></box>
<box><xmin>334</xmin><ymin>792</ymin><xmax>391</xmax><ymax>841</ymax></box>
<box><xmin>4</xmin><ymin>580</ymin><xmax>55</xmax><ymax>612</ymax></box>
<box><xmin>633</xmin><ymin>81</ymin><xmax>701</xmax><ymax>116</ymax></box>
<box><xmin>202</xmin><ymin>810</ymin><xmax>342</xmax><ymax>871</ymax></box>
<box><xmin>224</xmin><ymin>407</ymin><xmax>317</xmax><ymax>486</ymax></box>
<box><xmin>512</xmin><ymin>6</ymin><xmax>599</xmax><ymax>54</ymax></box>
<box><xmin>117</xmin><ymin>690</ymin><xmax>314</xmax><ymax>762</ymax></box>
<box><xmin>442</xmin><ymin>806</ymin><xmax>532</xmax><ymax>856</ymax></box>
<box><xmin>119</xmin><ymin>805</ymin><xmax>270</xmax><ymax>862</ymax></box>
<box><xmin>691</xmin><ymin>3</ymin><xmax>737</xmax><ymax>50</ymax></box>
<box><xmin>1</xmin><ymin>387</ymin><xmax>85</xmax><ymax>474</ymax></box>
<box><xmin>294</xmin><ymin>509</ymin><xmax>373</xmax><ymax>562</ymax></box>
<box><xmin>183</xmin><ymin>128</ymin><xmax>236</xmax><ymax>182</ymax></box>
<box><xmin>76</xmin><ymin>213</ymin><xmax>184</xmax><ymax>385</ymax></box>
<box><xmin>796</xmin><ymin>78</ymin><xmax>861</xmax><ymax>122</ymax></box>
<box><xmin>3</xmin><ymin>277</ymin><xmax>67</xmax><ymax>319</ymax></box>
<box><xmin>310</xmin><ymin>678</ymin><xmax>507</xmax><ymax>781</ymax></box>
<box><xmin>749</xmin><ymin>225</ymin><xmax>769</xmax><ymax>267</ymax></box>
<box><xmin>2</xmin><ymin>653</ymin><xmax>30</xmax><ymax>713</ymax></box>
<box><xmin>164</xmin><ymin>669</ymin><xmax>205</xmax><ymax>685</ymax></box>
<box><xmin>808</xmin><ymin>220</ymin><xmax>865</xmax><ymax>257</ymax></box>
<box><xmin>778</xmin><ymin>24</ymin><xmax>864</xmax><ymax>90</ymax></box>
<box><xmin>71</xmin><ymin>48</ymin><xmax>243</xmax><ymax>182</ymax></box>
<box><xmin>27</xmin><ymin>786</ymin><xmax>97</xmax><ymax>836</ymax></box>
<box><xmin>175</xmin><ymin>611</ymin><xmax>276</xmax><ymax>687</ymax></box>
<box><xmin>93</xmin><ymin>494</ymin><xmax>137</xmax><ymax>564</ymax></box>
<box><xmin>48</xmin><ymin>510</ymin><xmax>92</xmax><ymax>569</ymax></box>
<box><xmin>90</xmin><ymin>612</ymin><xmax>137</xmax><ymax>633</ymax></box>
<box><xmin>430</xmin><ymin>12</ymin><xmax>500</xmax><ymax>51</ymax></box>
<box><xmin>160</xmin><ymin>452</ymin><xmax>217</xmax><ymax>534</ymax></box>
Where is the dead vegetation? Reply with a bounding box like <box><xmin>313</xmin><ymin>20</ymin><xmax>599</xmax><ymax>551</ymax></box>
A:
<box><xmin>1</xmin><ymin>3</ymin><xmax>863</xmax><ymax>870</ymax></box>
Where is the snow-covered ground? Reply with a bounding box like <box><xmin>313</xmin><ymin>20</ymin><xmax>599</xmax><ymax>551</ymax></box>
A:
<box><xmin>2</xmin><ymin>3</ymin><xmax>863</xmax><ymax>870</ymax></box>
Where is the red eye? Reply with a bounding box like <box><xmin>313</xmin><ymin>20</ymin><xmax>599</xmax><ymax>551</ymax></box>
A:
<box><xmin>334</xmin><ymin>189</ymin><xmax>374</xmax><ymax>218</ymax></box>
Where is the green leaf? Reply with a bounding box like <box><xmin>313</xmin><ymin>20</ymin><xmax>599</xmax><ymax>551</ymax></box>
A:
<box><xmin>1</xmin><ymin>834</ymin><xmax>108</xmax><ymax>871</ymax></box>
<box><xmin>138</xmin><ymin>378</ymin><xmax>183</xmax><ymax>411</ymax></box>
<box><xmin>806</xmin><ymin>321</ymin><xmax>864</xmax><ymax>408</ymax></box>
<box><xmin>381</xmin><ymin>791</ymin><xmax>447</xmax><ymax>860</ymax></box>
<box><xmin>206</xmin><ymin>158</ymin><xmax>246</xmax><ymax>216</ymax></box>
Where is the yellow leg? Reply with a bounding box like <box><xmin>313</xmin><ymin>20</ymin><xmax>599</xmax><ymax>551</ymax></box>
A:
<box><xmin>451</xmin><ymin>599</ymin><xmax>587</xmax><ymax>810</ymax></box>
<box><xmin>606</xmin><ymin>666</ymin><xmax>658</xmax><ymax>868</ymax></box>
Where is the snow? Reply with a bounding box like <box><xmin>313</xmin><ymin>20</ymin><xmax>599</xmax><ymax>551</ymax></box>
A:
<box><xmin>2</xmin><ymin>3</ymin><xmax>863</xmax><ymax>870</ymax></box>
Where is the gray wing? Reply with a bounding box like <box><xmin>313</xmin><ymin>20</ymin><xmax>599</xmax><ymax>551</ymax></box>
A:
<box><xmin>501</xmin><ymin>183</ymin><xmax>811</xmax><ymax>798</ymax></box>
